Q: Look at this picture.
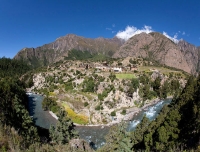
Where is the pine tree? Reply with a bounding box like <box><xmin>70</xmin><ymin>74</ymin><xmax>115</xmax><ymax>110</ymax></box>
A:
<box><xmin>99</xmin><ymin>123</ymin><xmax>131</xmax><ymax>152</ymax></box>
<box><xmin>49</xmin><ymin>110</ymin><xmax>78</xmax><ymax>144</ymax></box>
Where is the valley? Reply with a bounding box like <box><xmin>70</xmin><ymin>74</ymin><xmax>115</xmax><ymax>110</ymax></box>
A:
<box><xmin>1</xmin><ymin>31</ymin><xmax>200</xmax><ymax>151</ymax></box>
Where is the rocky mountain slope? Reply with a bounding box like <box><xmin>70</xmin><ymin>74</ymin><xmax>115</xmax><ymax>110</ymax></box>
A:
<box><xmin>113</xmin><ymin>32</ymin><xmax>199</xmax><ymax>74</ymax></box>
<box><xmin>14</xmin><ymin>32</ymin><xmax>200</xmax><ymax>73</ymax></box>
<box><xmin>14</xmin><ymin>34</ymin><xmax>124</xmax><ymax>67</ymax></box>
<box><xmin>177</xmin><ymin>39</ymin><xmax>199</xmax><ymax>74</ymax></box>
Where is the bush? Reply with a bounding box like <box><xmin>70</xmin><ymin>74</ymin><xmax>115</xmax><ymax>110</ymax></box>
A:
<box><xmin>111</xmin><ymin>111</ymin><xmax>116</xmax><ymax>116</ymax></box>
<box><xmin>98</xmin><ymin>94</ymin><xmax>104</xmax><ymax>101</ymax></box>
<box><xmin>95</xmin><ymin>105</ymin><xmax>101</xmax><ymax>110</ymax></box>
<box><xmin>84</xmin><ymin>102</ymin><xmax>89</xmax><ymax>107</ymax></box>
<box><xmin>51</xmin><ymin>105</ymin><xmax>59</xmax><ymax>113</ymax></box>
<box><xmin>65</xmin><ymin>82</ymin><xmax>73</xmax><ymax>91</ymax></box>
<box><xmin>121</xmin><ymin>109</ymin><xmax>126</xmax><ymax>115</ymax></box>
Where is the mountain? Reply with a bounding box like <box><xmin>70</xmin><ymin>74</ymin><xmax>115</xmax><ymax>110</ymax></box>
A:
<box><xmin>113</xmin><ymin>32</ymin><xmax>198</xmax><ymax>73</ymax></box>
<box><xmin>14</xmin><ymin>34</ymin><xmax>124</xmax><ymax>67</ymax></box>
<box><xmin>14</xmin><ymin>32</ymin><xmax>200</xmax><ymax>74</ymax></box>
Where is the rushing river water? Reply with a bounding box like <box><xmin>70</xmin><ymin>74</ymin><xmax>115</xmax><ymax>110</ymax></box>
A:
<box><xmin>27</xmin><ymin>93</ymin><xmax>171</xmax><ymax>149</ymax></box>
<box><xmin>127</xmin><ymin>98</ymin><xmax>171</xmax><ymax>131</ymax></box>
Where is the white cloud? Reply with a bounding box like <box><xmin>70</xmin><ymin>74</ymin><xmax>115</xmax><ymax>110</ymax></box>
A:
<box><xmin>116</xmin><ymin>25</ymin><xmax>153</xmax><ymax>41</ymax></box>
<box><xmin>116</xmin><ymin>25</ymin><xmax>182</xmax><ymax>43</ymax></box>
<box><xmin>162</xmin><ymin>32</ymin><xmax>179</xmax><ymax>43</ymax></box>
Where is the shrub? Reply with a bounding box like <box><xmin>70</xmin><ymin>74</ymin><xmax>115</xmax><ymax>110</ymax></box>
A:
<box><xmin>95</xmin><ymin>105</ymin><xmax>101</xmax><ymax>110</ymax></box>
<box><xmin>84</xmin><ymin>102</ymin><xmax>89</xmax><ymax>107</ymax></box>
<box><xmin>121</xmin><ymin>109</ymin><xmax>126</xmax><ymax>115</ymax></box>
<box><xmin>111</xmin><ymin>111</ymin><xmax>116</xmax><ymax>116</ymax></box>
<box><xmin>65</xmin><ymin>82</ymin><xmax>73</xmax><ymax>91</ymax></box>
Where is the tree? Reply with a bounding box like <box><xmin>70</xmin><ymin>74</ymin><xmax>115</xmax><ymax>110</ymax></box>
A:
<box><xmin>142</xmin><ymin>84</ymin><xmax>151</xmax><ymax>100</ymax></box>
<box><xmin>152</xmin><ymin>77</ymin><xmax>161</xmax><ymax>97</ymax></box>
<box><xmin>99</xmin><ymin>123</ymin><xmax>131</xmax><ymax>152</ymax></box>
<box><xmin>160</xmin><ymin>80</ymin><xmax>169</xmax><ymax>99</ymax></box>
<box><xmin>49</xmin><ymin>110</ymin><xmax>78</xmax><ymax>144</ymax></box>
<box><xmin>132</xmin><ymin>115</ymin><xmax>150</xmax><ymax>145</ymax></box>
<box><xmin>42</xmin><ymin>97</ymin><xmax>59</xmax><ymax>113</ymax></box>
<box><xmin>109</xmin><ymin>73</ymin><xmax>116</xmax><ymax>82</ymax></box>
<box><xmin>0</xmin><ymin>78</ymin><xmax>39</xmax><ymax>145</ymax></box>
<box><xmin>82</xmin><ymin>77</ymin><xmax>95</xmax><ymax>92</ymax></box>
<box><xmin>155</xmin><ymin>126</ymin><xmax>168</xmax><ymax>151</ymax></box>
<box><xmin>127</xmin><ymin>78</ymin><xmax>139</xmax><ymax>97</ymax></box>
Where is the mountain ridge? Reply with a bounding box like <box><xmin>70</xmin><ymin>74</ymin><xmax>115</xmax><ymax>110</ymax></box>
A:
<box><xmin>14</xmin><ymin>32</ymin><xmax>200</xmax><ymax>73</ymax></box>
<box><xmin>14</xmin><ymin>34</ymin><xmax>124</xmax><ymax>67</ymax></box>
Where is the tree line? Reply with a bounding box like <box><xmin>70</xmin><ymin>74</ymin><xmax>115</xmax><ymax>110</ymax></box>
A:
<box><xmin>99</xmin><ymin>75</ymin><xmax>200</xmax><ymax>151</ymax></box>
<box><xmin>0</xmin><ymin>57</ymin><xmax>81</xmax><ymax>151</ymax></box>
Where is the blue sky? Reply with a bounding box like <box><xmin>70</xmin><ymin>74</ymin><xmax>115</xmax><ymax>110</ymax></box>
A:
<box><xmin>1</xmin><ymin>0</ymin><xmax>200</xmax><ymax>58</ymax></box>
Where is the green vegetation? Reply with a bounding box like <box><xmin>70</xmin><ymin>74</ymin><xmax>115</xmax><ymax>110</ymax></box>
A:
<box><xmin>65</xmin><ymin>49</ymin><xmax>93</xmax><ymax>60</ymax></box>
<box><xmin>0</xmin><ymin>57</ymin><xmax>31</xmax><ymax>78</ymax></box>
<box><xmin>116</xmin><ymin>73</ymin><xmax>136</xmax><ymax>79</ymax></box>
<box><xmin>109</xmin><ymin>73</ymin><xmax>116</xmax><ymax>82</ymax></box>
<box><xmin>84</xmin><ymin>102</ymin><xmax>89</xmax><ymax>107</ymax></box>
<box><xmin>0</xmin><ymin>78</ymin><xmax>39</xmax><ymax>145</ymax></box>
<box><xmin>82</xmin><ymin>76</ymin><xmax>96</xmax><ymax>92</ymax></box>
<box><xmin>50</xmin><ymin>110</ymin><xmax>78</xmax><ymax>144</ymax></box>
<box><xmin>62</xmin><ymin>102</ymin><xmax>89</xmax><ymax>124</ymax></box>
<box><xmin>127</xmin><ymin>78</ymin><xmax>139</xmax><ymax>97</ymax></box>
<box><xmin>138</xmin><ymin>65</ymin><xmax>187</xmax><ymax>78</ymax></box>
<box><xmin>0</xmin><ymin>57</ymin><xmax>88</xmax><ymax>151</ymax></box>
<box><xmin>1</xmin><ymin>55</ymin><xmax>196</xmax><ymax>151</ymax></box>
<box><xmin>64</xmin><ymin>49</ymin><xmax>110</xmax><ymax>61</ymax></box>
<box><xmin>121</xmin><ymin>109</ymin><xmax>126</xmax><ymax>115</ymax></box>
<box><xmin>110</xmin><ymin>111</ymin><xmax>116</xmax><ymax>116</ymax></box>
<box><xmin>99</xmin><ymin>75</ymin><xmax>200</xmax><ymax>151</ymax></box>
<box><xmin>42</xmin><ymin>97</ymin><xmax>60</xmax><ymax>113</ymax></box>
<box><xmin>98</xmin><ymin>84</ymin><xmax>115</xmax><ymax>101</ymax></box>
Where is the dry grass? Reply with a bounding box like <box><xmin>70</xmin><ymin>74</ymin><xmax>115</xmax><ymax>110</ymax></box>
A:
<box><xmin>61</xmin><ymin>102</ymin><xmax>89</xmax><ymax>125</ymax></box>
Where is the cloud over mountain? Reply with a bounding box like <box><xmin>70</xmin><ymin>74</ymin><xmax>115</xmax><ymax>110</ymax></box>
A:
<box><xmin>116</xmin><ymin>25</ymin><xmax>180</xmax><ymax>43</ymax></box>
<box><xmin>163</xmin><ymin>32</ymin><xmax>179</xmax><ymax>43</ymax></box>
<box><xmin>116</xmin><ymin>25</ymin><xmax>153</xmax><ymax>41</ymax></box>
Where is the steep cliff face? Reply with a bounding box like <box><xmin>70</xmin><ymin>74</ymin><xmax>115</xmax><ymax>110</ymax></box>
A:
<box><xmin>14</xmin><ymin>34</ymin><xmax>123</xmax><ymax>67</ymax></box>
<box><xmin>177</xmin><ymin>40</ymin><xmax>199</xmax><ymax>74</ymax></box>
<box><xmin>197</xmin><ymin>47</ymin><xmax>200</xmax><ymax>73</ymax></box>
<box><xmin>113</xmin><ymin>32</ymin><xmax>191</xmax><ymax>73</ymax></box>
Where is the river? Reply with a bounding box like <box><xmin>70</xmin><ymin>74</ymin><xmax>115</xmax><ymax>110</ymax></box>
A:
<box><xmin>27</xmin><ymin>93</ymin><xmax>171</xmax><ymax>149</ymax></box>
<box><xmin>27</xmin><ymin>93</ymin><xmax>57</xmax><ymax>129</ymax></box>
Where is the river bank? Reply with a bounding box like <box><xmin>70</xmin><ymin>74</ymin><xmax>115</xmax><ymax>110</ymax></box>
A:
<box><xmin>28</xmin><ymin>91</ymin><xmax>172</xmax><ymax>127</ymax></box>
<box><xmin>61</xmin><ymin>96</ymin><xmax>173</xmax><ymax>127</ymax></box>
